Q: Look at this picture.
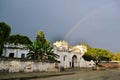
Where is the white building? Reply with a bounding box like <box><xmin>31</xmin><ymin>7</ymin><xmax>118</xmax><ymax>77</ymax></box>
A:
<box><xmin>53</xmin><ymin>41</ymin><xmax>95</xmax><ymax>68</ymax></box>
<box><xmin>2</xmin><ymin>43</ymin><xmax>29</xmax><ymax>58</ymax></box>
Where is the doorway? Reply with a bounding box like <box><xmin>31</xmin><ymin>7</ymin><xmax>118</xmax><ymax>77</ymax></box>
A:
<box><xmin>9</xmin><ymin>53</ymin><xmax>14</xmax><ymax>58</ymax></box>
<box><xmin>72</xmin><ymin>55</ymin><xmax>77</xmax><ymax>68</ymax></box>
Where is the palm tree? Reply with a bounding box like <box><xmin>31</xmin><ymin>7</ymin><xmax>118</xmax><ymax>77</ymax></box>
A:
<box><xmin>27</xmin><ymin>39</ymin><xmax>44</xmax><ymax>60</ymax></box>
<box><xmin>44</xmin><ymin>39</ymin><xmax>59</xmax><ymax>61</ymax></box>
<box><xmin>27</xmin><ymin>30</ymin><xmax>59</xmax><ymax>61</ymax></box>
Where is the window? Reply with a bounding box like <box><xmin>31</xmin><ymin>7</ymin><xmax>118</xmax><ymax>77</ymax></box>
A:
<box><xmin>9</xmin><ymin>53</ymin><xmax>14</xmax><ymax>58</ymax></box>
<box><xmin>21</xmin><ymin>53</ymin><xmax>25</xmax><ymax>58</ymax></box>
<box><xmin>69</xmin><ymin>62</ymin><xmax>71</xmax><ymax>67</ymax></box>
<box><xmin>63</xmin><ymin>55</ymin><xmax>67</xmax><ymax>61</ymax></box>
<box><xmin>89</xmin><ymin>64</ymin><xmax>91</xmax><ymax>65</ymax></box>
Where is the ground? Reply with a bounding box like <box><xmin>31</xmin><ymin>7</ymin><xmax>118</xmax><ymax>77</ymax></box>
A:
<box><xmin>30</xmin><ymin>69</ymin><xmax>120</xmax><ymax>80</ymax></box>
<box><xmin>0</xmin><ymin>68</ymin><xmax>120</xmax><ymax>80</ymax></box>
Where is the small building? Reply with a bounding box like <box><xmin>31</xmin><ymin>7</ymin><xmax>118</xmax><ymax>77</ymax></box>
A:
<box><xmin>2</xmin><ymin>43</ymin><xmax>29</xmax><ymax>58</ymax></box>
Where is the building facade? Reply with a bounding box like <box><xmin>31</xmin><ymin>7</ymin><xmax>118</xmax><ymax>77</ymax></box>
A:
<box><xmin>2</xmin><ymin>43</ymin><xmax>29</xmax><ymax>58</ymax></box>
<box><xmin>2</xmin><ymin>41</ymin><xmax>95</xmax><ymax>68</ymax></box>
<box><xmin>53</xmin><ymin>41</ymin><xmax>95</xmax><ymax>68</ymax></box>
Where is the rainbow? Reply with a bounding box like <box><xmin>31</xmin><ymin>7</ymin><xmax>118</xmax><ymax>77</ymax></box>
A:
<box><xmin>64</xmin><ymin>1</ymin><xmax>115</xmax><ymax>40</ymax></box>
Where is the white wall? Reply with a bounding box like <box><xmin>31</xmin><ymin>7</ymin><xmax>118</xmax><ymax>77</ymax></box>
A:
<box><xmin>2</xmin><ymin>43</ymin><xmax>95</xmax><ymax>69</ymax></box>
<box><xmin>0</xmin><ymin>58</ymin><xmax>59</xmax><ymax>73</ymax></box>
<box><xmin>3</xmin><ymin>48</ymin><xmax>29</xmax><ymax>58</ymax></box>
<box><xmin>54</xmin><ymin>49</ymin><xmax>95</xmax><ymax>68</ymax></box>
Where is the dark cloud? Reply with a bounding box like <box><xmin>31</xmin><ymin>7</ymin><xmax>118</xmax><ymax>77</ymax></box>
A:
<box><xmin>0</xmin><ymin>0</ymin><xmax>120</xmax><ymax>52</ymax></box>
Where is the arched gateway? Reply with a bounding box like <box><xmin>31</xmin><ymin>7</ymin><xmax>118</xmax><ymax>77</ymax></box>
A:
<box><xmin>72</xmin><ymin>55</ymin><xmax>77</xmax><ymax>68</ymax></box>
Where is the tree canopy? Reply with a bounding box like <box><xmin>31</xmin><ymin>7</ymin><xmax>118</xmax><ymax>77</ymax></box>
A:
<box><xmin>0</xmin><ymin>22</ymin><xmax>11</xmax><ymax>56</ymax></box>
<box><xmin>83</xmin><ymin>43</ymin><xmax>113</xmax><ymax>65</ymax></box>
<box><xmin>112</xmin><ymin>53</ymin><xmax>120</xmax><ymax>61</ymax></box>
<box><xmin>7</xmin><ymin>34</ymin><xmax>32</xmax><ymax>45</ymax></box>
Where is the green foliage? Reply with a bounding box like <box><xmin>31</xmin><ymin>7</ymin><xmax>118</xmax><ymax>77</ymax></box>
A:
<box><xmin>37</xmin><ymin>30</ymin><xmax>45</xmax><ymax>39</ymax></box>
<box><xmin>8</xmin><ymin>34</ymin><xmax>32</xmax><ymax>45</ymax></box>
<box><xmin>27</xmin><ymin>30</ymin><xmax>59</xmax><ymax>61</ymax></box>
<box><xmin>27</xmin><ymin>39</ymin><xmax>42</xmax><ymax>59</ymax></box>
<box><xmin>0</xmin><ymin>22</ymin><xmax>11</xmax><ymax>56</ymax></box>
<box><xmin>83</xmin><ymin>46</ymin><xmax>112</xmax><ymax>65</ymax></box>
<box><xmin>112</xmin><ymin>53</ymin><xmax>120</xmax><ymax>61</ymax></box>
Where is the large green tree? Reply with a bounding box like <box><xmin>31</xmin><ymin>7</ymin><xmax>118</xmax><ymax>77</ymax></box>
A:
<box><xmin>8</xmin><ymin>34</ymin><xmax>32</xmax><ymax>45</ymax></box>
<box><xmin>0</xmin><ymin>22</ymin><xmax>11</xmax><ymax>56</ymax></box>
<box><xmin>83</xmin><ymin>46</ymin><xmax>112</xmax><ymax>65</ymax></box>
<box><xmin>27</xmin><ymin>30</ymin><xmax>59</xmax><ymax>61</ymax></box>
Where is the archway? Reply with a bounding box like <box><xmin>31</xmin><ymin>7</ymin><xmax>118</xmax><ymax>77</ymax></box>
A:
<box><xmin>72</xmin><ymin>55</ymin><xmax>77</xmax><ymax>68</ymax></box>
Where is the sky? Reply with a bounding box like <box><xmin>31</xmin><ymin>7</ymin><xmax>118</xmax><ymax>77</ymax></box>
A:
<box><xmin>0</xmin><ymin>0</ymin><xmax>120</xmax><ymax>52</ymax></box>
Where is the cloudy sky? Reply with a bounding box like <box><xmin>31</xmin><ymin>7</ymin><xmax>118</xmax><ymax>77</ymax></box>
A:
<box><xmin>0</xmin><ymin>0</ymin><xmax>120</xmax><ymax>52</ymax></box>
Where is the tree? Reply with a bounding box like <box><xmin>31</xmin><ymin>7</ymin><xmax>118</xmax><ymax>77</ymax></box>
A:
<box><xmin>27</xmin><ymin>39</ymin><xmax>41</xmax><ymax>59</ymax></box>
<box><xmin>44</xmin><ymin>39</ymin><xmax>59</xmax><ymax>61</ymax></box>
<box><xmin>0</xmin><ymin>22</ymin><xmax>11</xmax><ymax>56</ymax></box>
<box><xmin>8</xmin><ymin>34</ymin><xmax>32</xmax><ymax>45</ymax></box>
<box><xmin>83</xmin><ymin>46</ymin><xmax>112</xmax><ymax>66</ymax></box>
<box><xmin>27</xmin><ymin>30</ymin><xmax>59</xmax><ymax>61</ymax></box>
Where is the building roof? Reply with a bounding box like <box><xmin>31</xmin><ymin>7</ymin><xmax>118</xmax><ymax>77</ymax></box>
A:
<box><xmin>4</xmin><ymin>43</ymin><xmax>28</xmax><ymax>49</ymax></box>
<box><xmin>53</xmin><ymin>41</ymin><xmax>87</xmax><ymax>54</ymax></box>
